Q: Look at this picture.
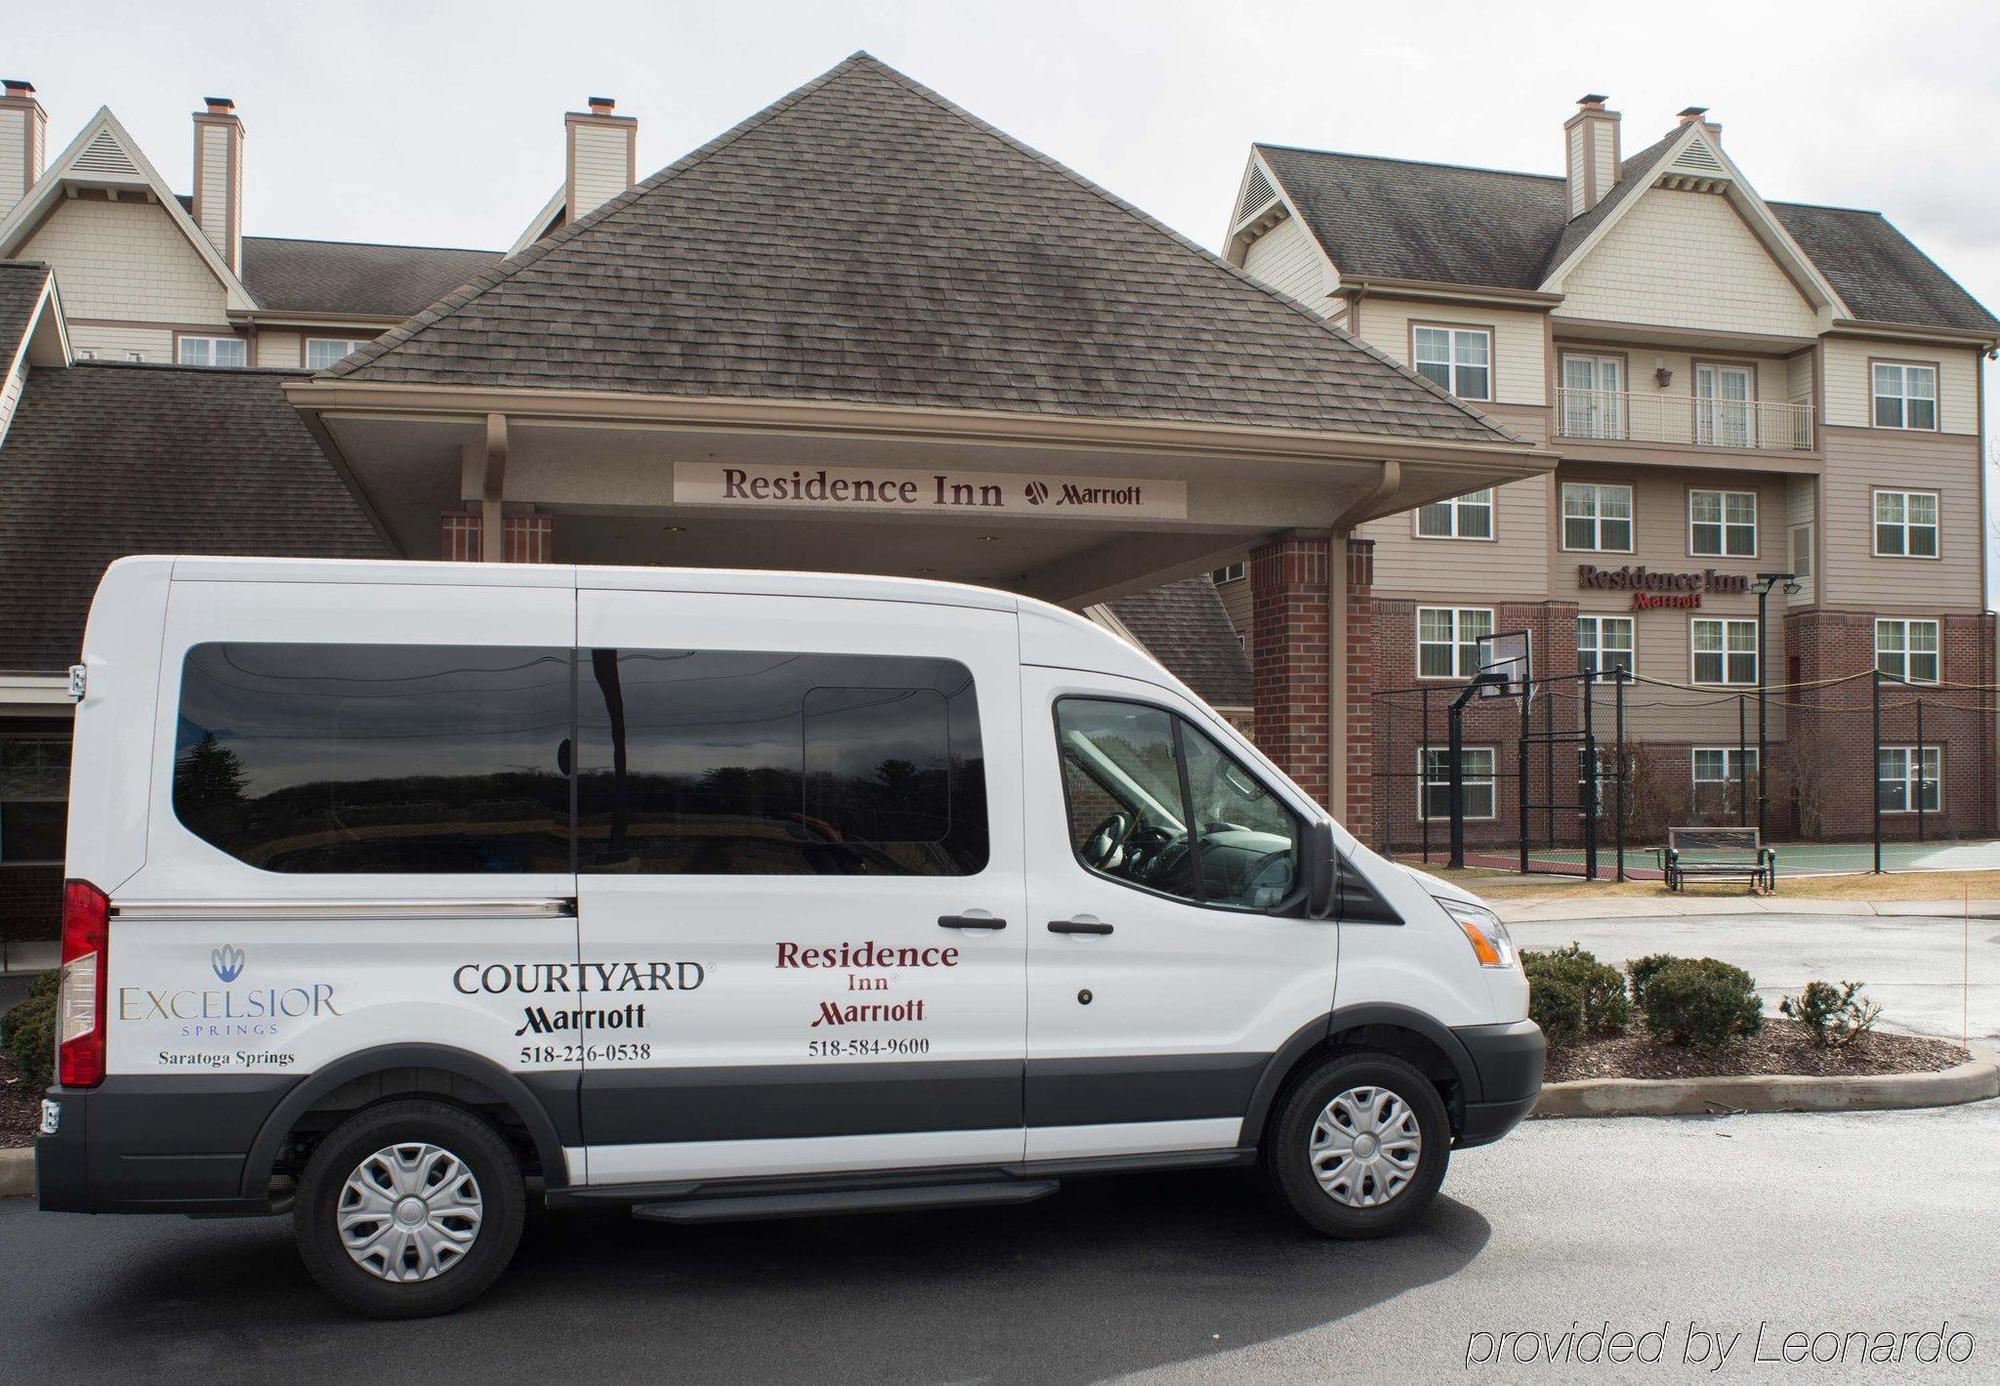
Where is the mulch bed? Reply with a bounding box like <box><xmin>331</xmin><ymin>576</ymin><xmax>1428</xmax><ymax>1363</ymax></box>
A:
<box><xmin>0</xmin><ymin>1051</ymin><xmax>44</xmax><ymax>1148</ymax></box>
<box><xmin>1544</xmin><ymin>1017</ymin><xmax>1969</xmax><ymax>1084</ymax></box>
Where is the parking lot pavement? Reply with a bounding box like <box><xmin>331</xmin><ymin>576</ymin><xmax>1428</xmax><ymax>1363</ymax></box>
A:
<box><xmin>1509</xmin><ymin>911</ymin><xmax>1998</xmax><ymax>1042</ymax></box>
<box><xmin>3</xmin><ymin>1101</ymin><xmax>1996</xmax><ymax>1384</ymax></box>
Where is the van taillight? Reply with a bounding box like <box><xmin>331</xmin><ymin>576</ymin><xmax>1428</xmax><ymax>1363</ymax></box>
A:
<box><xmin>57</xmin><ymin>880</ymin><xmax>109</xmax><ymax>1089</ymax></box>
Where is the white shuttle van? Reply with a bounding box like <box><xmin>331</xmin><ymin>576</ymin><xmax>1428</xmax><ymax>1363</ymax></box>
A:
<box><xmin>37</xmin><ymin>556</ymin><xmax>1541</xmax><ymax>1316</ymax></box>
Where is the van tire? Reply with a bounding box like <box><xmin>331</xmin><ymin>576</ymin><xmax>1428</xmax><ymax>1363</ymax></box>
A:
<box><xmin>294</xmin><ymin>1099</ymin><xmax>526</xmax><ymax>1318</ymax></box>
<box><xmin>1266</xmin><ymin>1052</ymin><xmax>1449</xmax><ymax>1239</ymax></box>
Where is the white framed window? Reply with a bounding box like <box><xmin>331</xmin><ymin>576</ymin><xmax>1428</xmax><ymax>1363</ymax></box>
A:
<box><xmin>1412</xmin><ymin>325</ymin><xmax>1492</xmax><ymax>401</ymax></box>
<box><xmin>1576</xmin><ymin>615</ymin><xmax>1635</xmax><ymax>678</ymax></box>
<box><xmin>1875</xmin><ymin>619</ymin><xmax>1940</xmax><ymax>684</ymax></box>
<box><xmin>306</xmin><ymin>337</ymin><xmax>374</xmax><ymax>371</ymax></box>
<box><xmin>1692</xmin><ymin>617</ymin><xmax>1758</xmax><ymax>686</ymax></box>
<box><xmin>1210</xmin><ymin>561</ymin><xmax>1246</xmax><ymax>585</ymax></box>
<box><xmin>1694</xmin><ymin>362</ymin><xmax>1755</xmax><ymax>447</ymax></box>
<box><xmin>1415</xmin><ymin>488</ymin><xmax>1494</xmax><ymax>540</ymax></box>
<box><xmin>1790</xmin><ymin>523</ymin><xmax>1813</xmax><ymax>580</ymax></box>
<box><xmin>1416</xmin><ymin>607</ymin><xmax>1494</xmax><ymax>680</ymax></box>
<box><xmin>1560</xmin><ymin>353</ymin><xmax>1626</xmax><ymax>439</ymax></box>
<box><xmin>1561</xmin><ymin>482</ymin><xmax>1633</xmax><ymax>552</ymax></box>
<box><xmin>1877</xmin><ymin>746</ymin><xmax>1941</xmax><ymax>813</ymax></box>
<box><xmin>75</xmin><ymin>349</ymin><xmax>96</xmax><ymax>361</ymax></box>
<box><xmin>1419</xmin><ymin>746</ymin><xmax>1496</xmax><ymax>821</ymax></box>
<box><xmin>1692</xmin><ymin>747</ymin><xmax>1759</xmax><ymax>787</ymax></box>
<box><xmin>1872</xmin><ymin>362</ymin><xmax>1938</xmax><ymax>431</ymax></box>
<box><xmin>1689</xmin><ymin>488</ymin><xmax>1756</xmax><ymax>558</ymax></box>
<box><xmin>1873</xmin><ymin>490</ymin><xmax>1940</xmax><ymax>558</ymax></box>
<box><xmin>176</xmin><ymin>335</ymin><xmax>248</xmax><ymax>368</ymax></box>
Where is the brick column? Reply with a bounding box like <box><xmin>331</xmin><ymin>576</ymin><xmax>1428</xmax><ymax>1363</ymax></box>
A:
<box><xmin>1342</xmin><ymin>537</ymin><xmax>1376</xmax><ymax>840</ymax></box>
<box><xmin>1251</xmin><ymin>532</ymin><xmax>1332</xmax><ymax>808</ymax></box>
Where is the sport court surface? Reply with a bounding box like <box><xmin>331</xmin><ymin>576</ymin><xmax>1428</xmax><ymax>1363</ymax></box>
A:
<box><xmin>1407</xmin><ymin>837</ymin><xmax>2000</xmax><ymax>878</ymax></box>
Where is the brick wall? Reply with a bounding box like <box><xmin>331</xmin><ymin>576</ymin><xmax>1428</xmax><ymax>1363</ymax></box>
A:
<box><xmin>1250</xmin><ymin>532</ymin><xmax>1330</xmax><ymax>808</ymax></box>
<box><xmin>1342</xmin><ymin>539</ymin><xmax>1374</xmax><ymax>838</ymax></box>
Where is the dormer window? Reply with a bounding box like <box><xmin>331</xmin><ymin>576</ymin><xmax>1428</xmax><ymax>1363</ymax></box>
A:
<box><xmin>176</xmin><ymin>334</ymin><xmax>247</xmax><ymax>368</ymax></box>
<box><xmin>1412</xmin><ymin>325</ymin><xmax>1491</xmax><ymax>402</ymax></box>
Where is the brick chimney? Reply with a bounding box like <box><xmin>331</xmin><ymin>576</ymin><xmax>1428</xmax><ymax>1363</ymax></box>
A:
<box><xmin>1563</xmin><ymin>94</ymin><xmax>1620</xmax><ymax>220</ymax></box>
<box><xmin>0</xmin><ymin>80</ymin><xmax>47</xmax><ymax>222</ymax></box>
<box><xmin>565</xmin><ymin>95</ymin><xmax>637</xmax><ymax>225</ymax></box>
<box><xmin>1676</xmin><ymin>105</ymin><xmax>1719</xmax><ymax>141</ymax></box>
<box><xmin>192</xmin><ymin>96</ymin><xmax>243</xmax><ymax>272</ymax></box>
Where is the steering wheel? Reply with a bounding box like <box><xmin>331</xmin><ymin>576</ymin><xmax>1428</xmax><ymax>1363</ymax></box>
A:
<box><xmin>1082</xmin><ymin>811</ymin><xmax>1132</xmax><ymax>868</ymax></box>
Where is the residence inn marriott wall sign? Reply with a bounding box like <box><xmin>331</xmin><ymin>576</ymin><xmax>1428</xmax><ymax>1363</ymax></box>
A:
<box><xmin>674</xmin><ymin>462</ymin><xmax>1188</xmax><ymax>520</ymax></box>
<box><xmin>1576</xmin><ymin>563</ymin><xmax>1752</xmax><ymax>610</ymax></box>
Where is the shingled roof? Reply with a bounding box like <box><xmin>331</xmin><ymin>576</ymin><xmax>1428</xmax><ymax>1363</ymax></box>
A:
<box><xmin>1108</xmin><ymin>577</ymin><xmax>1252</xmax><ymax>707</ymax></box>
<box><xmin>0</xmin><ymin>361</ymin><xmax>388</xmax><ymax>671</ymax></box>
<box><xmin>0</xmin><ymin>261</ymin><xmax>51</xmax><ymax>357</ymax></box>
<box><xmin>1256</xmin><ymin>141</ymin><xmax>1999</xmax><ymax>334</ymax></box>
<box><xmin>240</xmin><ymin>237</ymin><xmax>505</xmax><ymax>318</ymax></box>
<box><xmin>330</xmin><ymin>54</ymin><xmax>1516</xmax><ymax>446</ymax></box>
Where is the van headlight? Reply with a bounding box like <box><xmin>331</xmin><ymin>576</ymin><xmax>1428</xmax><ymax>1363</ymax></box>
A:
<box><xmin>1437</xmin><ymin>897</ymin><xmax>1516</xmax><ymax>968</ymax></box>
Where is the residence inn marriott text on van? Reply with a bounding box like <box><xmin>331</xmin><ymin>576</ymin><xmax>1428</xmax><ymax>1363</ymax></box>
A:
<box><xmin>0</xmin><ymin>61</ymin><xmax>1995</xmax><ymax>949</ymax></box>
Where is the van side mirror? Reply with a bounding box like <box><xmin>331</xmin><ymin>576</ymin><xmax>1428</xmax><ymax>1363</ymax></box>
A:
<box><xmin>1269</xmin><ymin>819</ymin><xmax>1337</xmax><ymax>919</ymax></box>
<box><xmin>556</xmin><ymin>737</ymin><xmax>573</xmax><ymax>777</ymax></box>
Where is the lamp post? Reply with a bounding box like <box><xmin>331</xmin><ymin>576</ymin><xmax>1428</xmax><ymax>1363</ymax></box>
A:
<box><xmin>1752</xmin><ymin>571</ymin><xmax>1801</xmax><ymax>836</ymax></box>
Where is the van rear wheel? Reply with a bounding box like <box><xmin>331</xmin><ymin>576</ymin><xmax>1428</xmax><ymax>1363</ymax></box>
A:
<box><xmin>1267</xmin><ymin>1052</ymin><xmax>1449</xmax><ymax>1239</ymax></box>
<box><xmin>294</xmin><ymin>1099</ymin><xmax>526</xmax><ymax>1318</ymax></box>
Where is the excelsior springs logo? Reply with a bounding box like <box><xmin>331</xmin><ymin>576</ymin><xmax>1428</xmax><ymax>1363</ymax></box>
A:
<box><xmin>211</xmin><ymin>943</ymin><xmax>246</xmax><ymax>982</ymax></box>
<box><xmin>119</xmin><ymin>942</ymin><xmax>340</xmax><ymax>1038</ymax></box>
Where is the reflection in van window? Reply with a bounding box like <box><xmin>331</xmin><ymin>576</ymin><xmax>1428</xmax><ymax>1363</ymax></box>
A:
<box><xmin>1056</xmin><ymin>697</ymin><xmax>1297</xmax><ymax>910</ymax></box>
<box><xmin>577</xmin><ymin>651</ymin><xmax>986</xmax><ymax>876</ymax></box>
<box><xmin>173</xmin><ymin>644</ymin><xmax>572</xmax><ymax>873</ymax></box>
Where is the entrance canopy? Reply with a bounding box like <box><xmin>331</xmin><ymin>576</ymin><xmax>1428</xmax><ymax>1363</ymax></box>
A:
<box><xmin>288</xmin><ymin>53</ymin><xmax>1552</xmax><ymax>602</ymax></box>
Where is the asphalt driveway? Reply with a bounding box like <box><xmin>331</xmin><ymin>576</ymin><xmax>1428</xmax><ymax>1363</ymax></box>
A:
<box><xmin>2</xmin><ymin>1101</ymin><xmax>1996</xmax><ymax>1383</ymax></box>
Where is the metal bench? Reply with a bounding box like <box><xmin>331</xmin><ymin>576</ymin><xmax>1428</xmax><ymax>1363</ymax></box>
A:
<box><xmin>1659</xmin><ymin>826</ymin><xmax>1776</xmax><ymax>894</ymax></box>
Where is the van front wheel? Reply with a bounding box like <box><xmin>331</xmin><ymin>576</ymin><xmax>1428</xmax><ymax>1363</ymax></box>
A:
<box><xmin>294</xmin><ymin>1099</ymin><xmax>526</xmax><ymax>1317</ymax></box>
<box><xmin>1268</xmin><ymin>1052</ymin><xmax>1450</xmax><ymax>1238</ymax></box>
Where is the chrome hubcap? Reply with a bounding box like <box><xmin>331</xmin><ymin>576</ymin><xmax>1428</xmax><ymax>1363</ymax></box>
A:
<box><xmin>1310</xmin><ymin>1085</ymin><xmax>1423</xmax><ymax>1208</ymax></box>
<box><xmin>338</xmin><ymin>1142</ymin><xmax>483</xmax><ymax>1282</ymax></box>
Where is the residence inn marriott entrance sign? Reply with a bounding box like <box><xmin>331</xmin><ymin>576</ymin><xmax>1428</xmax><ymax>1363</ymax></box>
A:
<box><xmin>675</xmin><ymin>463</ymin><xmax>1188</xmax><ymax>520</ymax></box>
<box><xmin>284</xmin><ymin>54</ymin><xmax>1551</xmax><ymax>827</ymax></box>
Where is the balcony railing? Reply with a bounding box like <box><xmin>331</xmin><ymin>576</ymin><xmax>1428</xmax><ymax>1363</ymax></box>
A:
<box><xmin>1555</xmin><ymin>389</ymin><xmax>1815</xmax><ymax>452</ymax></box>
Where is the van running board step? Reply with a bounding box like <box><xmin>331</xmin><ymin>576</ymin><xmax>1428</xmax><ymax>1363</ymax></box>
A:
<box><xmin>631</xmin><ymin>1180</ymin><xmax>1060</xmax><ymax>1225</ymax></box>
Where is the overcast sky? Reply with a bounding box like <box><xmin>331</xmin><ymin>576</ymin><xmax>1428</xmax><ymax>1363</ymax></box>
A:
<box><xmin>15</xmin><ymin>0</ymin><xmax>2000</xmax><ymax>558</ymax></box>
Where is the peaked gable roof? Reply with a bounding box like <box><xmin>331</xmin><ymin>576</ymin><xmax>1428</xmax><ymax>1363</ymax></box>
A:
<box><xmin>0</xmin><ymin>107</ymin><xmax>256</xmax><ymax>311</ymax></box>
<box><xmin>331</xmin><ymin>54</ymin><xmax>1515</xmax><ymax>446</ymax></box>
<box><xmin>1254</xmin><ymin>133</ymin><xmax>1997</xmax><ymax>335</ymax></box>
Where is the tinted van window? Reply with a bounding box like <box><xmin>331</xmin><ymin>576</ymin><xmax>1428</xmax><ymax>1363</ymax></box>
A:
<box><xmin>173</xmin><ymin>643</ymin><xmax>572</xmax><ymax>873</ymax></box>
<box><xmin>578</xmin><ymin>650</ymin><xmax>985</xmax><ymax>875</ymax></box>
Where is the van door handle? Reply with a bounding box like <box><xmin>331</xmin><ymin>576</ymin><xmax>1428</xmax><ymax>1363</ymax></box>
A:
<box><xmin>937</xmin><ymin>914</ymin><xmax>1007</xmax><ymax>930</ymax></box>
<box><xmin>1047</xmin><ymin>918</ymin><xmax>1114</xmax><ymax>935</ymax></box>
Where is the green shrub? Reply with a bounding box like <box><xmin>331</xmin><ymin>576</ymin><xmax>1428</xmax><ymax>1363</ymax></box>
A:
<box><xmin>1523</xmin><ymin>944</ymin><xmax>1630</xmax><ymax>1041</ymax></box>
<box><xmin>1642</xmin><ymin>958</ymin><xmax>1763</xmax><ymax>1049</ymax></box>
<box><xmin>1780</xmin><ymin>979</ymin><xmax>1881</xmax><ymax>1048</ymax></box>
<box><xmin>1528</xmin><ymin>972</ymin><xmax>1586</xmax><ymax>1048</ymax></box>
<box><xmin>1</xmin><ymin>968</ymin><xmax>58</xmax><ymax>1093</ymax></box>
<box><xmin>1626</xmin><ymin>953</ymin><xmax>1680</xmax><ymax>1006</ymax></box>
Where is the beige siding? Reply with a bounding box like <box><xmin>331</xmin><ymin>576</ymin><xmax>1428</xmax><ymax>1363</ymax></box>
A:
<box><xmin>255</xmin><ymin>330</ymin><xmax>304</xmax><ymax>367</ymax></box>
<box><xmin>20</xmin><ymin>198</ymin><xmax>230</xmax><ymax>324</ymax></box>
<box><xmin>0</xmin><ymin>108</ymin><xmax>24</xmax><ymax>215</ymax></box>
<box><xmin>1786</xmin><ymin>475</ymin><xmax>1816</xmax><ymax>606</ymax></box>
<box><xmin>196</xmin><ymin>123</ymin><xmax>231</xmax><ymax>260</ymax></box>
<box><xmin>1589</xmin><ymin>123</ymin><xmax>1616</xmax><ymax>203</ymax></box>
<box><xmin>1215</xmin><ymin>573</ymin><xmax>1251</xmax><ymax>636</ymax></box>
<box><xmin>1370</xmin><ymin>411</ymin><xmax>1551</xmax><ymax>598</ymax></box>
<box><xmin>1786</xmin><ymin>350</ymin><xmax>1813</xmax><ymax>403</ymax></box>
<box><xmin>0</xmin><ymin>351</ymin><xmax>28</xmax><ymax>446</ymax></box>
<box><xmin>1820</xmin><ymin>429</ymin><xmax>1982</xmax><ymax>610</ymax></box>
<box><xmin>1821</xmin><ymin>338</ymin><xmax>1979</xmax><ymax>434</ymax></box>
<box><xmin>1240</xmin><ymin>213</ymin><xmax>1333</xmax><ymax>313</ymax></box>
<box><xmin>1567</xmin><ymin>123</ymin><xmax>1587</xmax><ymax>218</ymax></box>
<box><xmin>568</xmin><ymin>121</ymin><xmax>631</xmax><ymax>220</ymax></box>
<box><xmin>1358</xmin><ymin>296</ymin><xmax>1547</xmax><ymax>407</ymax></box>
<box><xmin>1557</xmin><ymin>189</ymin><xmax>1819</xmax><ymax>338</ymax></box>
<box><xmin>68</xmin><ymin>323</ymin><xmax>174</xmax><ymax>361</ymax></box>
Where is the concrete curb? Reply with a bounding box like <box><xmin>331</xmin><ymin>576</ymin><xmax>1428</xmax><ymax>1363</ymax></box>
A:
<box><xmin>0</xmin><ymin>1145</ymin><xmax>33</xmax><ymax>1198</ymax></box>
<box><xmin>1532</xmin><ymin>1041</ymin><xmax>2000</xmax><ymax>1119</ymax></box>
